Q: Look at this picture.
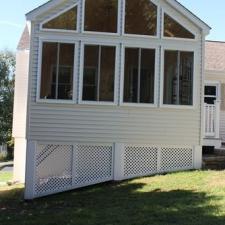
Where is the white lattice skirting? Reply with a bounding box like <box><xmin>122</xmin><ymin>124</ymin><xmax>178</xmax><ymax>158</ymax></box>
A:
<box><xmin>25</xmin><ymin>142</ymin><xmax>202</xmax><ymax>199</ymax></box>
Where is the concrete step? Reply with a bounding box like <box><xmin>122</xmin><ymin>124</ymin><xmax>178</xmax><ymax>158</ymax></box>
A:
<box><xmin>203</xmin><ymin>155</ymin><xmax>225</xmax><ymax>170</ymax></box>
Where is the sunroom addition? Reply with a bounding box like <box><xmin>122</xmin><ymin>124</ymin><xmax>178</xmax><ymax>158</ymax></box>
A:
<box><xmin>13</xmin><ymin>0</ymin><xmax>210</xmax><ymax>199</ymax></box>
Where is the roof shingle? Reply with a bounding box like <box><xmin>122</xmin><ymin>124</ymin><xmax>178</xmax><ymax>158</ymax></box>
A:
<box><xmin>17</xmin><ymin>25</ymin><xmax>30</xmax><ymax>51</ymax></box>
<box><xmin>205</xmin><ymin>41</ymin><xmax>225</xmax><ymax>72</ymax></box>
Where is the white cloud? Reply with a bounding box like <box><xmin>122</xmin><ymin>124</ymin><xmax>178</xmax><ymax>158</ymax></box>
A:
<box><xmin>0</xmin><ymin>21</ymin><xmax>23</xmax><ymax>29</ymax></box>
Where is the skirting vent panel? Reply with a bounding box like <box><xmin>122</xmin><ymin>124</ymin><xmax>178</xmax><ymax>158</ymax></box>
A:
<box><xmin>124</xmin><ymin>145</ymin><xmax>158</xmax><ymax>178</ymax></box>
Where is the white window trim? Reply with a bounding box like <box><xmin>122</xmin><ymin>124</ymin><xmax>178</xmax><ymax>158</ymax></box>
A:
<box><xmin>36</xmin><ymin>38</ymin><xmax>79</xmax><ymax>104</ymax></box>
<box><xmin>161</xmin><ymin>9</ymin><xmax>197</xmax><ymax>42</ymax></box>
<box><xmin>81</xmin><ymin>0</ymin><xmax>122</xmax><ymax>36</ymax></box>
<box><xmin>40</xmin><ymin>3</ymin><xmax>80</xmax><ymax>33</ymax></box>
<box><xmin>122</xmin><ymin>0</ymin><xmax>160</xmax><ymax>39</ymax></box>
<box><xmin>120</xmin><ymin>44</ymin><xmax>159</xmax><ymax>108</ymax></box>
<box><xmin>79</xmin><ymin>41</ymin><xmax>120</xmax><ymax>106</ymax></box>
<box><xmin>160</xmin><ymin>46</ymin><xmax>197</xmax><ymax>109</ymax></box>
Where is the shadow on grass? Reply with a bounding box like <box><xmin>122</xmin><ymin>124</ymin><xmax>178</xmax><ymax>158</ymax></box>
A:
<box><xmin>0</xmin><ymin>182</ymin><xmax>224</xmax><ymax>225</ymax></box>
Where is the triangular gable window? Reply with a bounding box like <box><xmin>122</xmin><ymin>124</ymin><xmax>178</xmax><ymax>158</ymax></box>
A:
<box><xmin>164</xmin><ymin>13</ymin><xmax>195</xmax><ymax>39</ymax></box>
<box><xmin>42</xmin><ymin>6</ymin><xmax>77</xmax><ymax>31</ymax></box>
<box><xmin>125</xmin><ymin>0</ymin><xmax>157</xmax><ymax>36</ymax></box>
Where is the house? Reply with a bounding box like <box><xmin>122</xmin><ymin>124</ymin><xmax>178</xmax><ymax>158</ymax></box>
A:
<box><xmin>203</xmin><ymin>41</ymin><xmax>225</xmax><ymax>149</ymax></box>
<box><xmin>12</xmin><ymin>0</ymin><xmax>210</xmax><ymax>199</ymax></box>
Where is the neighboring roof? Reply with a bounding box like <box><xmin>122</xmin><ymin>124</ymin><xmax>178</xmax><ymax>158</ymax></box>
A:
<box><xmin>25</xmin><ymin>0</ymin><xmax>211</xmax><ymax>33</ymax></box>
<box><xmin>205</xmin><ymin>41</ymin><xmax>225</xmax><ymax>72</ymax></box>
<box><xmin>17</xmin><ymin>25</ymin><xmax>30</xmax><ymax>51</ymax></box>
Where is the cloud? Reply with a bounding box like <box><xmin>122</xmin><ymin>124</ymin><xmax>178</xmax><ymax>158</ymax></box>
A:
<box><xmin>0</xmin><ymin>21</ymin><xmax>23</xmax><ymax>29</ymax></box>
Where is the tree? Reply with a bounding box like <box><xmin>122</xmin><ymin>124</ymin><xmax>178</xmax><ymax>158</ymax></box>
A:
<box><xmin>0</xmin><ymin>50</ymin><xmax>15</xmax><ymax>147</ymax></box>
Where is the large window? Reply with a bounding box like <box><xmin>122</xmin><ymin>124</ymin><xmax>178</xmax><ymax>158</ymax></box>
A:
<box><xmin>125</xmin><ymin>0</ymin><xmax>157</xmax><ymax>36</ymax></box>
<box><xmin>163</xmin><ymin>50</ymin><xmax>194</xmax><ymax>106</ymax></box>
<box><xmin>84</xmin><ymin>0</ymin><xmax>118</xmax><ymax>33</ymax></box>
<box><xmin>42</xmin><ymin>6</ymin><xmax>77</xmax><ymax>31</ymax></box>
<box><xmin>40</xmin><ymin>42</ymin><xmax>75</xmax><ymax>100</ymax></box>
<box><xmin>123</xmin><ymin>48</ymin><xmax>155</xmax><ymax>104</ymax></box>
<box><xmin>164</xmin><ymin>13</ymin><xmax>195</xmax><ymax>39</ymax></box>
<box><xmin>82</xmin><ymin>45</ymin><xmax>116</xmax><ymax>102</ymax></box>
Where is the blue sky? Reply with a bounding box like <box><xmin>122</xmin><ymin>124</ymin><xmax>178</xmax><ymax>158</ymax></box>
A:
<box><xmin>0</xmin><ymin>0</ymin><xmax>224</xmax><ymax>51</ymax></box>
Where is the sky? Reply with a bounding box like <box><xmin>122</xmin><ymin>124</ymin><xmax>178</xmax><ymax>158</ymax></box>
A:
<box><xmin>0</xmin><ymin>0</ymin><xmax>224</xmax><ymax>51</ymax></box>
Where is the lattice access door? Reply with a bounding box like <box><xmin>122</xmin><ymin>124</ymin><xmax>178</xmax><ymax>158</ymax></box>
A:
<box><xmin>73</xmin><ymin>144</ymin><xmax>114</xmax><ymax>187</ymax></box>
<box><xmin>33</xmin><ymin>143</ymin><xmax>114</xmax><ymax>197</ymax></box>
<box><xmin>35</xmin><ymin>144</ymin><xmax>73</xmax><ymax>196</ymax></box>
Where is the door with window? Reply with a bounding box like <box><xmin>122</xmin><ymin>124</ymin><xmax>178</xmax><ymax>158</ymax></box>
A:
<box><xmin>204</xmin><ymin>82</ymin><xmax>221</xmax><ymax>137</ymax></box>
<box><xmin>204</xmin><ymin>84</ymin><xmax>219</xmax><ymax>104</ymax></box>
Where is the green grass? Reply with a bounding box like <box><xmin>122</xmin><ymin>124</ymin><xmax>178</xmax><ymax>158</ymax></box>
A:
<box><xmin>1</xmin><ymin>170</ymin><xmax>225</xmax><ymax>225</ymax></box>
<box><xmin>0</xmin><ymin>171</ymin><xmax>12</xmax><ymax>183</ymax></box>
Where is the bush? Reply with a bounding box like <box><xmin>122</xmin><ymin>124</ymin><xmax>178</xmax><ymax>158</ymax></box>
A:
<box><xmin>0</xmin><ymin>149</ymin><xmax>13</xmax><ymax>162</ymax></box>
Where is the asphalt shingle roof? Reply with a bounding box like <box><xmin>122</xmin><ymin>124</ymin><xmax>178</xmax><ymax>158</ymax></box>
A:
<box><xmin>205</xmin><ymin>41</ymin><xmax>225</xmax><ymax>72</ymax></box>
<box><xmin>17</xmin><ymin>25</ymin><xmax>30</xmax><ymax>51</ymax></box>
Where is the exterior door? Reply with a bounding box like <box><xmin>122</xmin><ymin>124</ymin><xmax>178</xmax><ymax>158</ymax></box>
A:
<box><xmin>204</xmin><ymin>84</ymin><xmax>219</xmax><ymax>104</ymax></box>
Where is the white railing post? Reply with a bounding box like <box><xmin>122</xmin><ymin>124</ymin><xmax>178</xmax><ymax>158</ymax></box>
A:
<box><xmin>215</xmin><ymin>100</ymin><xmax>221</xmax><ymax>139</ymax></box>
<box><xmin>203</xmin><ymin>103</ymin><xmax>206</xmax><ymax>138</ymax></box>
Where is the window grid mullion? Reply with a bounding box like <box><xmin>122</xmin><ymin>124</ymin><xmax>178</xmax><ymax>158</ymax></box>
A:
<box><xmin>137</xmin><ymin>48</ymin><xmax>142</xmax><ymax>103</ymax></box>
<box><xmin>97</xmin><ymin>46</ymin><xmax>102</xmax><ymax>101</ymax></box>
<box><xmin>55</xmin><ymin>43</ymin><xmax>60</xmax><ymax>100</ymax></box>
<box><xmin>177</xmin><ymin>51</ymin><xmax>180</xmax><ymax>105</ymax></box>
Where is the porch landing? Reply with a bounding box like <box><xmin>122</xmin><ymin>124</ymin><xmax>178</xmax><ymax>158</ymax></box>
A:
<box><xmin>203</xmin><ymin>147</ymin><xmax>225</xmax><ymax>170</ymax></box>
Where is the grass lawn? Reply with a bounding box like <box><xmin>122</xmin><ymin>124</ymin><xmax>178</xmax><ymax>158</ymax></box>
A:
<box><xmin>0</xmin><ymin>171</ymin><xmax>13</xmax><ymax>183</ymax></box>
<box><xmin>1</xmin><ymin>170</ymin><xmax>225</xmax><ymax>225</ymax></box>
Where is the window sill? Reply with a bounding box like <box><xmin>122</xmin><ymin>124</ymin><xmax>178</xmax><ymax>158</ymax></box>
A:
<box><xmin>40</xmin><ymin>28</ymin><xmax>79</xmax><ymax>33</ymax></box>
<box><xmin>122</xmin><ymin>33</ymin><xmax>159</xmax><ymax>39</ymax></box>
<box><xmin>82</xmin><ymin>31</ymin><xmax>120</xmax><ymax>36</ymax></box>
<box><xmin>36</xmin><ymin>99</ymin><xmax>75</xmax><ymax>105</ymax></box>
<box><xmin>79</xmin><ymin>100</ymin><xmax>117</xmax><ymax>106</ymax></box>
<box><xmin>120</xmin><ymin>103</ymin><xmax>157</xmax><ymax>108</ymax></box>
<box><xmin>160</xmin><ymin>104</ymin><xmax>196</xmax><ymax>110</ymax></box>
<box><xmin>162</xmin><ymin>36</ymin><xmax>197</xmax><ymax>42</ymax></box>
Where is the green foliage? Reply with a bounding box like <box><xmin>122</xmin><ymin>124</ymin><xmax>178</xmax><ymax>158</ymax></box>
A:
<box><xmin>0</xmin><ymin>50</ymin><xmax>15</xmax><ymax>146</ymax></box>
<box><xmin>0</xmin><ymin>171</ymin><xmax>12</xmax><ymax>183</ymax></box>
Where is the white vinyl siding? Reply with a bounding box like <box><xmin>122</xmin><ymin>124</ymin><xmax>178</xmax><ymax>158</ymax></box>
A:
<box><xmin>26</xmin><ymin>0</ymin><xmax>203</xmax><ymax>147</ymax></box>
